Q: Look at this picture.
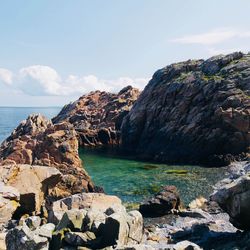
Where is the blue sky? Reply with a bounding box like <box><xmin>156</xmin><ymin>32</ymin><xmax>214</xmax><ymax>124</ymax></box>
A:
<box><xmin>0</xmin><ymin>0</ymin><xmax>250</xmax><ymax>106</ymax></box>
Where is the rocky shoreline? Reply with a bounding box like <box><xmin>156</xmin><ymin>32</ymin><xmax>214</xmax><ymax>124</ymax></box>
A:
<box><xmin>0</xmin><ymin>52</ymin><xmax>249</xmax><ymax>249</ymax></box>
<box><xmin>1</xmin><ymin>160</ymin><xmax>250</xmax><ymax>249</ymax></box>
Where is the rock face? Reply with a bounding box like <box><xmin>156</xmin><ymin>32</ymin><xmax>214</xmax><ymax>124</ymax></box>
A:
<box><xmin>0</xmin><ymin>114</ymin><xmax>94</xmax><ymax>197</ymax></box>
<box><xmin>139</xmin><ymin>186</ymin><xmax>180</xmax><ymax>216</ymax></box>
<box><xmin>52</xmin><ymin>86</ymin><xmax>140</xmax><ymax>146</ymax></box>
<box><xmin>121</xmin><ymin>52</ymin><xmax>250</xmax><ymax>165</ymax></box>
<box><xmin>211</xmin><ymin>161</ymin><xmax>250</xmax><ymax>230</ymax></box>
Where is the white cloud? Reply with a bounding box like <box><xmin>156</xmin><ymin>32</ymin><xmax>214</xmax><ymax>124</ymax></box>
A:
<box><xmin>19</xmin><ymin>65</ymin><xmax>62</xmax><ymax>95</ymax></box>
<box><xmin>0</xmin><ymin>68</ymin><xmax>13</xmax><ymax>85</ymax></box>
<box><xmin>1</xmin><ymin>65</ymin><xmax>149</xmax><ymax>97</ymax></box>
<box><xmin>171</xmin><ymin>28</ymin><xmax>250</xmax><ymax>45</ymax></box>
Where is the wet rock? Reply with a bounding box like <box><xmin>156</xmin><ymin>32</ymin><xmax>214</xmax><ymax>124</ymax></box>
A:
<box><xmin>139</xmin><ymin>186</ymin><xmax>180</xmax><ymax>216</ymax></box>
<box><xmin>52</xmin><ymin>86</ymin><xmax>140</xmax><ymax>147</ymax></box>
<box><xmin>121</xmin><ymin>52</ymin><xmax>250</xmax><ymax>165</ymax></box>
<box><xmin>0</xmin><ymin>114</ymin><xmax>95</xmax><ymax>197</ymax></box>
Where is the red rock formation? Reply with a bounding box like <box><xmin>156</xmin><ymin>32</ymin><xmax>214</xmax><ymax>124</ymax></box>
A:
<box><xmin>52</xmin><ymin>86</ymin><xmax>140</xmax><ymax>146</ymax></box>
<box><xmin>0</xmin><ymin>114</ymin><xmax>94</xmax><ymax>197</ymax></box>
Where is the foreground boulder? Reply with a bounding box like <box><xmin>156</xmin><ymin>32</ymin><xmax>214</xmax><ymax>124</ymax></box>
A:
<box><xmin>211</xmin><ymin>161</ymin><xmax>250</xmax><ymax>230</ymax></box>
<box><xmin>48</xmin><ymin>193</ymin><xmax>143</xmax><ymax>249</ymax></box>
<box><xmin>0</xmin><ymin>114</ymin><xmax>94</xmax><ymax>196</ymax></box>
<box><xmin>121</xmin><ymin>52</ymin><xmax>250</xmax><ymax>165</ymax></box>
<box><xmin>0</xmin><ymin>164</ymin><xmax>61</xmax><ymax>229</ymax></box>
<box><xmin>53</xmin><ymin>86</ymin><xmax>140</xmax><ymax>146</ymax></box>
<box><xmin>139</xmin><ymin>186</ymin><xmax>180</xmax><ymax>216</ymax></box>
<box><xmin>0</xmin><ymin>165</ymin><xmax>61</xmax><ymax>231</ymax></box>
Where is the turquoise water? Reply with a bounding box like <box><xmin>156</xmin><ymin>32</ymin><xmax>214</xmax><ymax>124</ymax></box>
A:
<box><xmin>0</xmin><ymin>107</ymin><xmax>61</xmax><ymax>142</ymax></box>
<box><xmin>80</xmin><ymin>148</ymin><xmax>227</xmax><ymax>205</ymax></box>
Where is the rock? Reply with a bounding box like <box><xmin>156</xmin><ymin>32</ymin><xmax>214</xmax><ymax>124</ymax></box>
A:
<box><xmin>52</xmin><ymin>86</ymin><xmax>140</xmax><ymax>147</ymax></box>
<box><xmin>116</xmin><ymin>245</ymin><xmax>155</xmax><ymax>250</ymax></box>
<box><xmin>38</xmin><ymin>223</ymin><xmax>55</xmax><ymax>239</ymax></box>
<box><xmin>139</xmin><ymin>186</ymin><xmax>180</xmax><ymax>216</ymax></box>
<box><xmin>0</xmin><ymin>232</ymin><xmax>6</xmax><ymax>250</ymax></box>
<box><xmin>0</xmin><ymin>184</ymin><xmax>20</xmax><ymax>230</ymax></box>
<box><xmin>48</xmin><ymin>193</ymin><xmax>143</xmax><ymax>249</ymax></box>
<box><xmin>0</xmin><ymin>164</ymin><xmax>61</xmax><ymax>218</ymax></box>
<box><xmin>64</xmin><ymin>231</ymin><xmax>96</xmax><ymax>247</ymax></box>
<box><xmin>126</xmin><ymin>211</ymin><xmax>143</xmax><ymax>244</ymax></box>
<box><xmin>49</xmin><ymin>193</ymin><xmax>123</xmax><ymax>224</ymax></box>
<box><xmin>211</xmin><ymin>163</ymin><xmax>250</xmax><ymax>230</ymax></box>
<box><xmin>121</xmin><ymin>52</ymin><xmax>250</xmax><ymax>166</ymax></box>
<box><xmin>25</xmin><ymin>216</ymin><xmax>41</xmax><ymax>230</ymax></box>
<box><xmin>0</xmin><ymin>114</ymin><xmax>95</xmax><ymax>197</ymax></box>
<box><xmin>55</xmin><ymin>209</ymin><xmax>87</xmax><ymax>231</ymax></box>
<box><xmin>173</xmin><ymin>240</ymin><xmax>202</xmax><ymax>250</ymax></box>
<box><xmin>6</xmin><ymin>223</ymin><xmax>49</xmax><ymax>250</ymax></box>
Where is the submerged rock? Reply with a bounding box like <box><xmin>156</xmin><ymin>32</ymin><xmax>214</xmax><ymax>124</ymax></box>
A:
<box><xmin>0</xmin><ymin>114</ymin><xmax>95</xmax><ymax>197</ymax></box>
<box><xmin>139</xmin><ymin>186</ymin><xmax>180</xmax><ymax>217</ymax></box>
<box><xmin>121</xmin><ymin>52</ymin><xmax>250</xmax><ymax>166</ymax></box>
<box><xmin>52</xmin><ymin>86</ymin><xmax>140</xmax><ymax>147</ymax></box>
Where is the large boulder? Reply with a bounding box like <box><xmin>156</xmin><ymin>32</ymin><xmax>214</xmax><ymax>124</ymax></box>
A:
<box><xmin>0</xmin><ymin>164</ymin><xmax>61</xmax><ymax>219</ymax></box>
<box><xmin>47</xmin><ymin>193</ymin><xmax>143</xmax><ymax>249</ymax></box>
<box><xmin>0</xmin><ymin>164</ymin><xmax>61</xmax><ymax>226</ymax></box>
<box><xmin>121</xmin><ymin>52</ymin><xmax>250</xmax><ymax>166</ymax></box>
<box><xmin>211</xmin><ymin>161</ymin><xmax>250</xmax><ymax>230</ymax></box>
<box><xmin>139</xmin><ymin>186</ymin><xmax>180</xmax><ymax>216</ymax></box>
<box><xmin>52</xmin><ymin>86</ymin><xmax>140</xmax><ymax>146</ymax></box>
<box><xmin>0</xmin><ymin>114</ymin><xmax>95</xmax><ymax>197</ymax></box>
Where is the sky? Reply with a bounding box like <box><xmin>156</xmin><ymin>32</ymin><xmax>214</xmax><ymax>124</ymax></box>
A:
<box><xmin>0</xmin><ymin>0</ymin><xmax>250</xmax><ymax>107</ymax></box>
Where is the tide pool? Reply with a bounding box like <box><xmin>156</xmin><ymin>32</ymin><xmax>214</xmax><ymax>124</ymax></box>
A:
<box><xmin>80</xmin><ymin>148</ymin><xmax>227</xmax><ymax>205</ymax></box>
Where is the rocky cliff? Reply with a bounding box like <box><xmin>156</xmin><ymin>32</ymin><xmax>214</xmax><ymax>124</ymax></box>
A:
<box><xmin>121</xmin><ymin>52</ymin><xmax>250</xmax><ymax>166</ymax></box>
<box><xmin>52</xmin><ymin>86</ymin><xmax>140</xmax><ymax>146</ymax></box>
<box><xmin>0</xmin><ymin>114</ymin><xmax>94</xmax><ymax>197</ymax></box>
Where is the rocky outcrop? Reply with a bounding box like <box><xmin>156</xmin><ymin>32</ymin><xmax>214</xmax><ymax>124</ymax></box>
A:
<box><xmin>121</xmin><ymin>52</ymin><xmax>250</xmax><ymax>166</ymax></box>
<box><xmin>52</xmin><ymin>86</ymin><xmax>140</xmax><ymax>146</ymax></box>
<box><xmin>139</xmin><ymin>186</ymin><xmax>180</xmax><ymax>217</ymax></box>
<box><xmin>0</xmin><ymin>114</ymin><xmax>94</xmax><ymax>197</ymax></box>
<box><xmin>211</xmin><ymin>161</ymin><xmax>250</xmax><ymax>230</ymax></box>
<box><xmin>0</xmin><ymin>164</ymin><xmax>61</xmax><ymax>234</ymax></box>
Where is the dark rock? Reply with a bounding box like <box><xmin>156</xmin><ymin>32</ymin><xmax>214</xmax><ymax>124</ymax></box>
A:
<box><xmin>121</xmin><ymin>52</ymin><xmax>250</xmax><ymax>166</ymax></box>
<box><xmin>139</xmin><ymin>186</ymin><xmax>180</xmax><ymax>216</ymax></box>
